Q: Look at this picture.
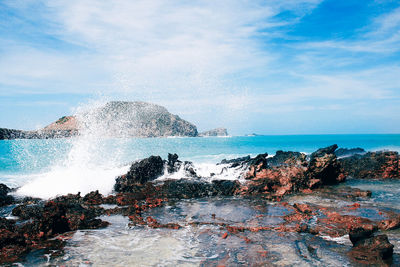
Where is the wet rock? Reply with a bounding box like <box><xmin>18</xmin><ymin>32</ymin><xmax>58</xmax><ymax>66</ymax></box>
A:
<box><xmin>240</xmin><ymin>145</ymin><xmax>345</xmax><ymax>198</ymax></box>
<box><xmin>83</xmin><ymin>190</ymin><xmax>104</xmax><ymax>205</ymax></box>
<box><xmin>317</xmin><ymin>212</ymin><xmax>374</xmax><ymax>237</ymax></box>
<box><xmin>307</xmin><ymin>144</ymin><xmax>345</xmax><ymax>186</ymax></box>
<box><xmin>293</xmin><ymin>203</ymin><xmax>313</xmax><ymax>214</ymax></box>
<box><xmin>0</xmin><ymin>218</ymin><xmax>28</xmax><ymax>264</ymax></box>
<box><xmin>12</xmin><ymin>202</ymin><xmax>45</xmax><ymax>220</ymax></box>
<box><xmin>378</xmin><ymin>215</ymin><xmax>400</xmax><ymax>231</ymax></box>
<box><xmin>220</xmin><ymin>155</ymin><xmax>251</xmax><ymax>166</ymax></box>
<box><xmin>2</xmin><ymin>192</ymin><xmax>111</xmax><ymax>263</ymax></box>
<box><xmin>267</xmin><ymin>151</ymin><xmax>307</xmax><ymax>167</ymax></box>
<box><xmin>349</xmin><ymin>224</ymin><xmax>378</xmax><ymax>246</ymax></box>
<box><xmin>335</xmin><ymin>147</ymin><xmax>365</xmax><ymax>158</ymax></box>
<box><xmin>158</xmin><ymin>179</ymin><xmax>240</xmax><ymax>199</ymax></box>
<box><xmin>115</xmin><ymin>155</ymin><xmax>164</xmax><ymax>191</ymax></box>
<box><xmin>0</xmin><ymin>183</ymin><xmax>14</xmax><ymax>206</ymax></box>
<box><xmin>350</xmin><ymin>235</ymin><xmax>394</xmax><ymax>263</ymax></box>
<box><xmin>340</xmin><ymin>151</ymin><xmax>400</xmax><ymax>179</ymax></box>
<box><xmin>167</xmin><ymin>153</ymin><xmax>181</xmax><ymax>173</ymax></box>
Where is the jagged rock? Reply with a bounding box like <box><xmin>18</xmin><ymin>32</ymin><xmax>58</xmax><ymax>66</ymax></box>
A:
<box><xmin>220</xmin><ymin>155</ymin><xmax>251</xmax><ymax>167</ymax></box>
<box><xmin>2</xmin><ymin>192</ymin><xmax>109</xmax><ymax>264</ymax></box>
<box><xmin>240</xmin><ymin>145</ymin><xmax>345</xmax><ymax>198</ymax></box>
<box><xmin>115</xmin><ymin>156</ymin><xmax>164</xmax><ymax>192</ymax></box>
<box><xmin>307</xmin><ymin>144</ymin><xmax>345</xmax><ymax>186</ymax></box>
<box><xmin>267</xmin><ymin>151</ymin><xmax>307</xmax><ymax>167</ymax></box>
<box><xmin>167</xmin><ymin>153</ymin><xmax>181</xmax><ymax>173</ymax></box>
<box><xmin>199</xmin><ymin>128</ymin><xmax>228</xmax><ymax>137</ymax></box>
<box><xmin>340</xmin><ymin>151</ymin><xmax>400</xmax><ymax>179</ymax></box>
<box><xmin>83</xmin><ymin>190</ymin><xmax>104</xmax><ymax>205</ymax></box>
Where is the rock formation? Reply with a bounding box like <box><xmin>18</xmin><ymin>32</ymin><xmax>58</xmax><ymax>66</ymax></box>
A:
<box><xmin>339</xmin><ymin>151</ymin><xmax>400</xmax><ymax>179</ymax></box>
<box><xmin>199</xmin><ymin>128</ymin><xmax>228</xmax><ymax>137</ymax></box>
<box><xmin>0</xmin><ymin>101</ymin><xmax>199</xmax><ymax>139</ymax></box>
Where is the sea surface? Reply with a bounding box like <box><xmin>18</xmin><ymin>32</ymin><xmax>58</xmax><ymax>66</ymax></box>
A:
<box><xmin>1</xmin><ymin>134</ymin><xmax>400</xmax><ymax>266</ymax></box>
<box><xmin>1</xmin><ymin>134</ymin><xmax>399</xmax><ymax>195</ymax></box>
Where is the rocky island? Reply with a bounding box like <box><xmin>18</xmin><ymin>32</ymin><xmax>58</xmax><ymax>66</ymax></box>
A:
<box><xmin>0</xmin><ymin>101</ymin><xmax>232</xmax><ymax>139</ymax></box>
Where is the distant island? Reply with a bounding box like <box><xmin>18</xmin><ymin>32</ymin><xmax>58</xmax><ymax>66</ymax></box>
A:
<box><xmin>0</xmin><ymin>101</ymin><xmax>228</xmax><ymax>139</ymax></box>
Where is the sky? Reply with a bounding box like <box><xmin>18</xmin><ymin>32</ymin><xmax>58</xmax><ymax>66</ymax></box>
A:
<box><xmin>0</xmin><ymin>0</ymin><xmax>400</xmax><ymax>135</ymax></box>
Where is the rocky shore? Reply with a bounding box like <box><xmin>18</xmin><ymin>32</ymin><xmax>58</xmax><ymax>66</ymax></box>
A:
<box><xmin>1</xmin><ymin>145</ymin><xmax>400</xmax><ymax>265</ymax></box>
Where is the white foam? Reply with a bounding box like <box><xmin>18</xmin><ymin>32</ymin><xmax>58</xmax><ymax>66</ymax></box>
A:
<box><xmin>16</xmin><ymin>165</ymin><xmax>128</xmax><ymax>199</ymax></box>
<box><xmin>157</xmin><ymin>162</ymin><xmax>247</xmax><ymax>183</ymax></box>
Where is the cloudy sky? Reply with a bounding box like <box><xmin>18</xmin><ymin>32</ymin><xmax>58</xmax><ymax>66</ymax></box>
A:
<box><xmin>1</xmin><ymin>0</ymin><xmax>399</xmax><ymax>134</ymax></box>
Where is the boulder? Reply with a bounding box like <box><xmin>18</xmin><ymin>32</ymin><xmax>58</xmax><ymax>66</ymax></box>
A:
<box><xmin>307</xmin><ymin>144</ymin><xmax>345</xmax><ymax>186</ymax></box>
<box><xmin>349</xmin><ymin>224</ymin><xmax>378</xmax><ymax>246</ymax></box>
<box><xmin>0</xmin><ymin>184</ymin><xmax>14</xmax><ymax>207</ymax></box>
<box><xmin>114</xmin><ymin>156</ymin><xmax>164</xmax><ymax>192</ymax></box>
<box><xmin>350</xmin><ymin>235</ymin><xmax>394</xmax><ymax>263</ymax></box>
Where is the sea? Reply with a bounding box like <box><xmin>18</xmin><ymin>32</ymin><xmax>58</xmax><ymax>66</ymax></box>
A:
<box><xmin>1</xmin><ymin>134</ymin><xmax>400</xmax><ymax>266</ymax></box>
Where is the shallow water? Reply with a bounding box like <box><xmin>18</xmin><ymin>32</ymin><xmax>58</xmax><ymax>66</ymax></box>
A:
<box><xmin>43</xmin><ymin>199</ymin><xmax>353</xmax><ymax>267</ymax></box>
<box><xmin>24</xmin><ymin>180</ymin><xmax>398</xmax><ymax>266</ymax></box>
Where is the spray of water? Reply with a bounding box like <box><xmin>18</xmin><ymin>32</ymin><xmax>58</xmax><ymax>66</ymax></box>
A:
<box><xmin>16</xmin><ymin>99</ymin><xmax>132</xmax><ymax>199</ymax></box>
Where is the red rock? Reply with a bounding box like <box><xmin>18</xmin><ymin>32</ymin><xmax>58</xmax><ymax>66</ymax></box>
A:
<box><xmin>293</xmin><ymin>203</ymin><xmax>313</xmax><ymax>214</ymax></box>
<box><xmin>221</xmin><ymin>232</ymin><xmax>228</xmax><ymax>239</ymax></box>
<box><xmin>378</xmin><ymin>215</ymin><xmax>400</xmax><ymax>231</ymax></box>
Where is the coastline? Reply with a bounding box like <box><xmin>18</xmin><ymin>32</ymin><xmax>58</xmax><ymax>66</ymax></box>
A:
<box><xmin>0</xmin><ymin>144</ymin><xmax>399</xmax><ymax>265</ymax></box>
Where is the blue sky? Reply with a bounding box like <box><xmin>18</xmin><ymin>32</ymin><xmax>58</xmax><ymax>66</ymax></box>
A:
<box><xmin>0</xmin><ymin>0</ymin><xmax>399</xmax><ymax>134</ymax></box>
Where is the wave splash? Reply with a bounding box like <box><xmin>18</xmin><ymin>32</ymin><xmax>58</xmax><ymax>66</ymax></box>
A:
<box><xmin>16</xmin><ymin>100</ymin><xmax>131</xmax><ymax>199</ymax></box>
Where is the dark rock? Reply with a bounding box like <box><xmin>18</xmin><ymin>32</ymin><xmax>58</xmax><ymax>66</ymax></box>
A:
<box><xmin>0</xmin><ymin>184</ymin><xmax>14</xmax><ymax>206</ymax></box>
<box><xmin>159</xmin><ymin>179</ymin><xmax>240</xmax><ymax>199</ymax></box>
<box><xmin>349</xmin><ymin>224</ymin><xmax>378</xmax><ymax>246</ymax></box>
<box><xmin>220</xmin><ymin>155</ymin><xmax>251</xmax><ymax>167</ymax></box>
<box><xmin>83</xmin><ymin>190</ymin><xmax>104</xmax><ymax>205</ymax></box>
<box><xmin>12</xmin><ymin>203</ymin><xmax>44</xmax><ymax>220</ymax></box>
<box><xmin>307</xmin><ymin>144</ymin><xmax>345</xmax><ymax>186</ymax></box>
<box><xmin>167</xmin><ymin>153</ymin><xmax>181</xmax><ymax>173</ymax></box>
<box><xmin>115</xmin><ymin>156</ymin><xmax>164</xmax><ymax>192</ymax></box>
<box><xmin>0</xmin><ymin>128</ymin><xmax>25</xmax><ymax>140</ymax></box>
<box><xmin>339</xmin><ymin>151</ymin><xmax>400</xmax><ymax>179</ymax></box>
<box><xmin>310</xmin><ymin>144</ymin><xmax>338</xmax><ymax>158</ymax></box>
<box><xmin>350</xmin><ymin>235</ymin><xmax>394</xmax><ymax>263</ymax></box>
<box><xmin>335</xmin><ymin>147</ymin><xmax>366</xmax><ymax>158</ymax></box>
<box><xmin>0</xmin><ymin>218</ymin><xmax>28</xmax><ymax>264</ymax></box>
<box><xmin>267</xmin><ymin>151</ymin><xmax>307</xmax><ymax>167</ymax></box>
